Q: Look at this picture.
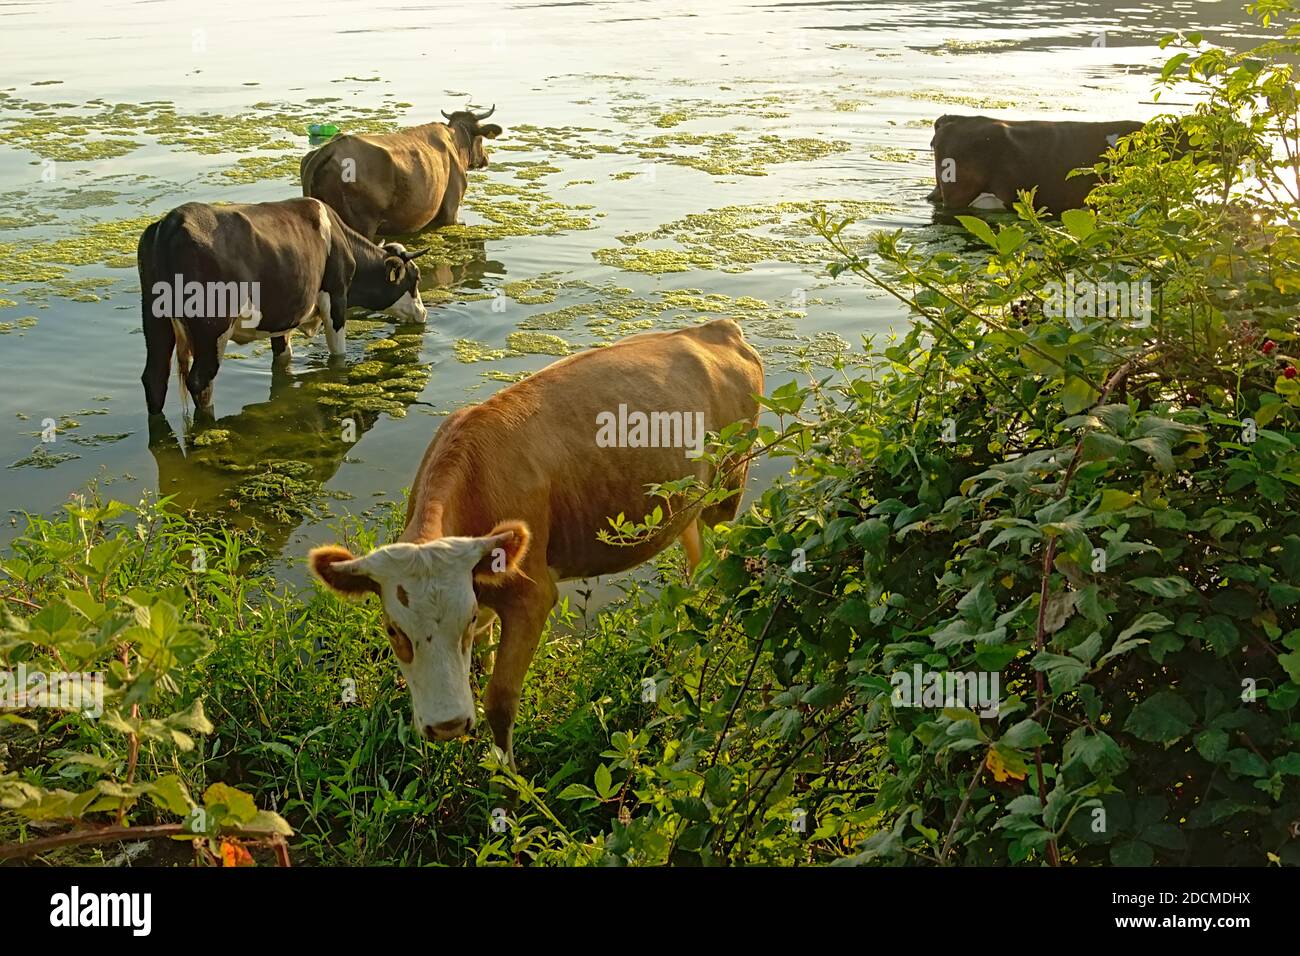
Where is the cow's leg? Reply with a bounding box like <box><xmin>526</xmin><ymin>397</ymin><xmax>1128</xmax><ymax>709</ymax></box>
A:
<box><xmin>471</xmin><ymin>605</ymin><xmax>499</xmax><ymax>676</ymax></box>
<box><xmin>270</xmin><ymin>333</ymin><xmax>292</xmax><ymax>364</ymax></box>
<box><xmin>680</xmin><ymin>518</ymin><xmax>702</xmax><ymax>574</ymax></box>
<box><xmin>185</xmin><ymin>333</ymin><xmax>221</xmax><ymax>413</ymax></box>
<box><xmin>431</xmin><ymin>177</ymin><xmax>466</xmax><ymax>227</ymax></box>
<box><xmin>484</xmin><ymin>575</ymin><xmax>557</xmax><ymax>771</ymax></box>
<box><xmin>323</xmin><ymin>291</ymin><xmax>348</xmax><ymax>356</ymax></box>
<box><xmin>141</xmin><ymin>314</ymin><xmax>175</xmax><ymax>416</ymax></box>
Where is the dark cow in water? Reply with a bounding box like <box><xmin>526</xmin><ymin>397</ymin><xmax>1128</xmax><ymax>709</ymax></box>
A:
<box><xmin>300</xmin><ymin>106</ymin><xmax>502</xmax><ymax>240</ymax></box>
<box><xmin>138</xmin><ymin>196</ymin><xmax>428</xmax><ymax>415</ymax></box>
<box><xmin>928</xmin><ymin>115</ymin><xmax>1144</xmax><ymax>215</ymax></box>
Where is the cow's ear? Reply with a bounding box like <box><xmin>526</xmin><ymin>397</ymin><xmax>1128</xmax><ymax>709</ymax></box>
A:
<box><xmin>478</xmin><ymin>124</ymin><xmax>502</xmax><ymax>140</ymax></box>
<box><xmin>383</xmin><ymin>255</ymin><xmax>404</xmax><ymax>284</ymax></box>
<box><xmin>473</xmin><ymin>520</ymin><xmax>531</xmax><ymax>584</ymax></box>
<box><xmin>310</xmin><ymin>546</ymin><xmax>380</xmax><ymax>596</ymax></box>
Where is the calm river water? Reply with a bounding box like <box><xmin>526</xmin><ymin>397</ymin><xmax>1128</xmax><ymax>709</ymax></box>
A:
<box><xmin>0</xmin><ymin>0</ymin><xmax>1267</xmax><ymax>576</ymax></box>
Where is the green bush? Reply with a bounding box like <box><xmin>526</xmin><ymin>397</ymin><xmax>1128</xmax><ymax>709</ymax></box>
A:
<box><xmin>485</xmin><ymin>7</ymin><xmax>1300</xmax><ymax>865</ymax></box>
<box><xmin>0</xmin><ymin>496</ymin><xmax>291</xmax><ymax>864</ymax></box>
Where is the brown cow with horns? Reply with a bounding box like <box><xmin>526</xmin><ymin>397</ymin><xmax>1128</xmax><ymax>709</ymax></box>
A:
<box><xmin>300</xmin><ymin>105</ymin><xmax>503</xmax><ymax>240</ymax></box>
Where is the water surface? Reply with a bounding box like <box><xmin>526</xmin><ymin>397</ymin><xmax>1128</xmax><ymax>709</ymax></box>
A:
<box><xmin>0</xmin><ymin>0</ymin><xmax>1266</xmax><ymax>576</ymax></box>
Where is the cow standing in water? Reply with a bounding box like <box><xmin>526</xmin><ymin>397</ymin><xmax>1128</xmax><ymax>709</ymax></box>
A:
<box><xmin>138</xmin><ymin>197</ymin><xmax>428</xmax><ymax>415</ymax></box>
<box><xmin>300</xmin><ymin>106</ymin><xmax>502</xmax><ymax>240</ymax></box>
<box><xmin>310</xmin><ymin>319</ymin><xmax>764</xmax><ymax>769</ymax></box>
<box><xmin>928</xmin><ymin>115</ymin><xmax>1144</xmax><ymax>214</ymax></box>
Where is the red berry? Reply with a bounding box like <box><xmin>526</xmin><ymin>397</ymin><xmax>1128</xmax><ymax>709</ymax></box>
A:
<box><xmin>1263</xmin><ymin>340</ymin><xmax>1278</xmax><ymax>354</ymax></box>
<box><xmin>1285</xmin><ymin>366</ymin><xmax>1298</xmax><ymax>379</ymax></box>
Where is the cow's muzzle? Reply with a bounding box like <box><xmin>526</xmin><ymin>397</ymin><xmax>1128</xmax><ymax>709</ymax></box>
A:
<box><xmin>424</xmin><ymin>716</ymin><xmax>473</xmax><ymax>741</ymax></box>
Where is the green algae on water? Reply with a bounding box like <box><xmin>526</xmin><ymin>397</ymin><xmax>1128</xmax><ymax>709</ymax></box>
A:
<box><xmin>191</xmin><ymin>429</ymin><xmax>232</xmax><ymax>447</ymax></box>
<box><xmin>506</xmin><ymin>330</ymin><xmax>574</xmax><ymax>356</ymax></box>
<box><xmin>9</xmin><ymin>446</ymin><xmax>79</xmax><ymax>469</ymax></box>
<box><xmin>454</xmin><ymin>339</ymin><xmax>511</xmax><ymax>363</ymax></box>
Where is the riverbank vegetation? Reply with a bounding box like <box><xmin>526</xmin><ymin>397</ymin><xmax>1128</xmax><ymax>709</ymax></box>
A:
<box><xmin>3</xmin><ymin>6</ymin><xmax>1300</xmax><ymax>865</ymax></box>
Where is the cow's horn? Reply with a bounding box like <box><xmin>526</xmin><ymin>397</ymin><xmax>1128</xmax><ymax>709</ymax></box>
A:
<box><xmin>441</xmin><ymin>109</ymin><xmax>453</xmax><ymax>121</ymax></box>
<box><xmin>473</xmin><ymin>104</ymin><xmax>496</xmax><ymax>121</ymax></box>
<box><xmin>401</xmin><ymin>248</ymin><xmax>431</xmax><ymax>261</ymax></box>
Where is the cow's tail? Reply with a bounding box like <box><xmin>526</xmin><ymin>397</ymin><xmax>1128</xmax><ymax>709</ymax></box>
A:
<box><xmin>139</xmin><ymin>214</ymin><xmax>194</xmax><ymax>415</ymax></box>
<box><xmin>139</xmin><ymin>219</ymin><xmax>173</xmax><ymax>415</ymax></box>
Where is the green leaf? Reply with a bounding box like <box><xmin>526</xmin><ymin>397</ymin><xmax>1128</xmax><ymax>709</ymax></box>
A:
<box><xmin>1111</xmin><ymin>840</ymin><xmax>1155</xmax><ymax>866</ymax></box>
<box><xmin>1194</xmin><ymin>728</ymin><xmax>1229</xmax><ymax>763</ymax></box>
<box><xmin>1061</xmin><ymin>208</ymin><xmax>1097</xmax><ymax>240</ymax></box>
<box><xmin>1032</xmin><ymin>651</ymin><xmax>1087</xmax><ymax>694</ymax></box>
<box><xmin>1124</xmin><ymin>690</ymin><xmax>1196</xmax><ymax>744</ymax></box>
<box><xmin>594</xmin><ymin>763</ymin><xmax>616</xmax><ymax>799</ymax></box>
<box><xmin>956</xmin><ymin>215</ymin><xmax>999</xmax><ymax>249</ymax></box>
<box><xmin>1129</xmin><ymin>577</ymin><xmax>1194</xmax><ymax>600</ymax></box>
<box><xmin>203</xmin><ymin>782</ymin><xmax>257</xmax><ymax>824</ymax></box>
<box><xmin>1098</xmin><ymin>489</ymin><xmax>1137</xmax><ymax>512</ymax></box>
<box><xmin>557</xmin><ymin>783</ymin><xmax>599</xmax><ymax>801</ymax></box>
<box><xmin>234</xmin><ymin>810</ymin><xmax>294</xmax><ymax>836</ymax></box>
<box><xmin>1061</xmin><ymin>377</ymin><xmax>1101</xmax><ymax>415</ymax></box>
<box><xmin>1001</xmin><ymin>718</ymin><xmax>1050</xmax><ymax>750</ymax></box>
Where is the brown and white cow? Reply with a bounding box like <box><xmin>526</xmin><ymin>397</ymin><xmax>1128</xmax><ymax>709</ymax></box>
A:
<box><xmin>300</xmin><ymin>106</ymin><xmax>502</xmax><ymax>240</ymax></box>
<box><xmin>928</xmin><ymin>115</ymin><xmax>1144</xmax><ymax>215</ymax></box>
<box><xmin>309</xmin><ymin>318</ymin><xmax>764</xmax><ymax>768</ymax></box>
<box><xmin>138</xmin><ymin>197</ymin><xmax>428</xmax><ymax>415</ymax></box>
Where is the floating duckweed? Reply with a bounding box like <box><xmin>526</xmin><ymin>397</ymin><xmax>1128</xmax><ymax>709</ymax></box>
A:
<box><xmin>591</xmin><ymin>247</ymin><xmax>703</xmax><ymax>274</ymax></box>
<box><xmin>454</xmin><ymin>339</ymin><xmax>511</xmax><ymax>363</ymax></box>
<box><xmin>366</xmin><ymin>337</ymin><xmax>403</xmax><ymax>351</ymax></box>
<box><xmin>218</xmin><ymin>153</ymin><xmax>301</xmax><ymax>184</ymax></box>
<box><xmin>505</xmin><ymin>331</ymin><xmax>576</xmax><ymax>356</ymax></box>
<box><xmin>0</xmin><ymin>316</ymin><xmax>37</xmax><ymax>334</ymax></box>
<box><xmin>9</xmin><ymin>446</ymin><xmax>79</xmax><ymax>469</ymax></box>
<box><xmin>600</xmin><ymin>199</ymin><xmax>892</xmax><ymax>275</ymax></box>
<box><xmin>627</xmin><ymin>132</ymin><xmax>850</xmax><ymax>177</ymax></box>
<box><xmin>502</xmin><ymin>274</ymin><xmax>563</xmax><ymax>305</ymax></box>
<box><xmin>903</xmin><ymin>89</ymin><xmax>1018</xmax><ymax>110</ymax></box>
<box><xmin>933</xmin><ymin>38</ymin><xmax>1017</xmax><ymax>54</ymax></box>
<box><xmin>0</xmin><ymin>213</ymin><xmax>156</xmax><ymax>287</ymax></box>
<box><xmin>482</xmin><ymin>370</ymin><xmax>531</xmax><ymax>383</ymax></box>
<box><xmin>871</xmin><ymin>147</ymin><xmax>920</xmax><ymax>163</ymax></box>
<box><xmin>234</xmin><ymin>462</ymin><xmax>323</xmax><ymax>522</ymax></box>
<box><xmin>653</xmin><ymin>110</ymin><xmax>690</xmax><ymax>128</ymax></box>
<box><xmin>191</xmin><ymin>428</ymin><xmax>232</xmax><ymax>447</ymax></box>
<box><xmin>347</xmin><ymin>362</ymin><xmax>389</xmax><ymax>382</ymax></box>
<box><xmin>344</xmin><ymin>318</ymin><xmax>390</xmax><ymax>334</ymax></box>
<box><xmin>66</xmin><ymin>432</ymin><xmax>130</xmax><ymax>447</ymax></box>
<box><xmin>350</xmin><ymin>395</ymin><xmax>405</xmax><ymax>413</ymax></box>
<box><xmin>503</xmin><ymin>160</ymin><xmax>562</xmax><ymax>182</ymax></box>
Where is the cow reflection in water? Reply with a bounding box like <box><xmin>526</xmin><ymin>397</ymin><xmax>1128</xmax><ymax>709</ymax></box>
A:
<box><xmin>147</xmin><ymin>341</ymin><xmax>432</xmax><ymax>548</ymax></box>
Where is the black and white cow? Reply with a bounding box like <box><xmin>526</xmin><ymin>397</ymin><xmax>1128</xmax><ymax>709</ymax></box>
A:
<box><xmin>138</xmin><ymin>196</ymin><xmax>428</xmax><ymax>415</ymax></box>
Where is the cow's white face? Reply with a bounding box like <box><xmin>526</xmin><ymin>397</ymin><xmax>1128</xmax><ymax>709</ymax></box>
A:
<box><xmin>384</xmin><ymin>290</ymin><xmax>427</xmax><ymax>324</ymax></box>
<box><xmin>309</xmin><ymin>526</ymin><xmax>527</xmax><ymax>741</ymax></box>
<box><xmin>379</xmin><ymin>243</ymin><xmax>429</xmax><ymax>324</ymax></box>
